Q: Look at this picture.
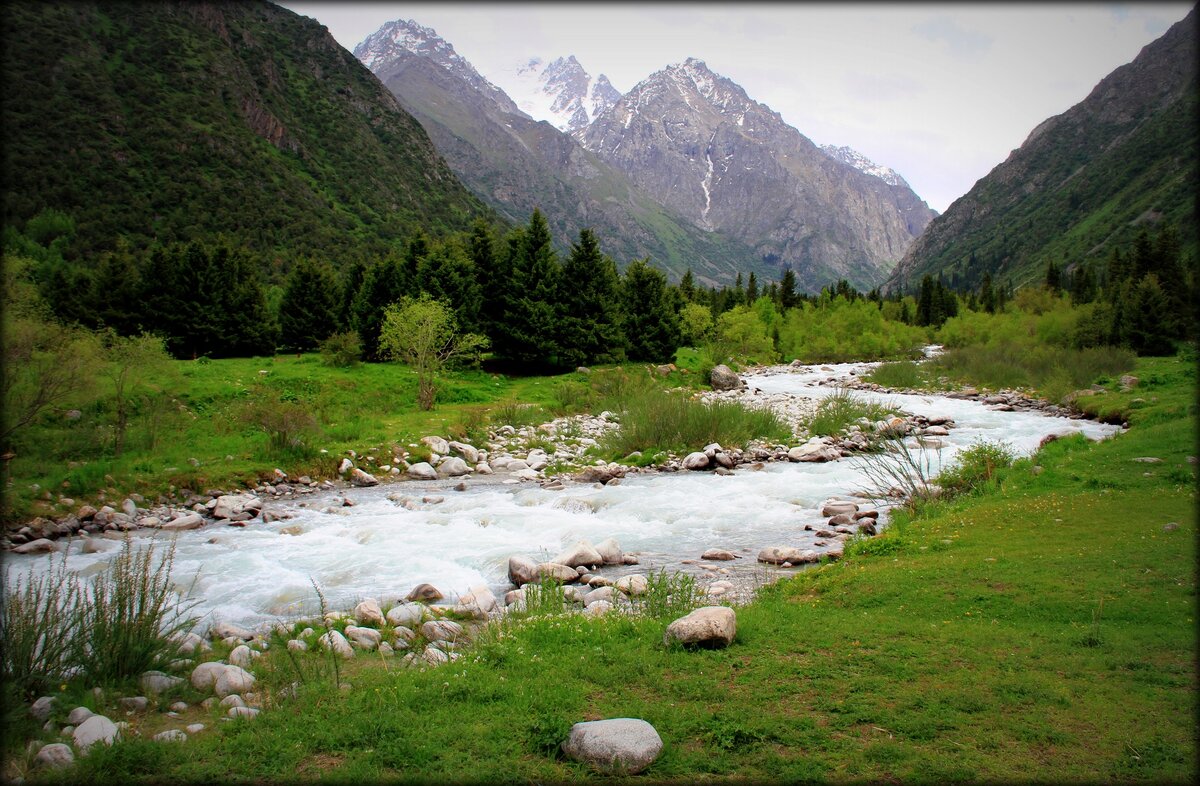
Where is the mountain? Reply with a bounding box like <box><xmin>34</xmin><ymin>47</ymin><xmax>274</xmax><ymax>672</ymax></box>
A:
<box><xmin>495</xmin><ymin>55</ymin><xmax>622</xmax><ymax>137</ymax></box>
<box><xmin>355</xmin><ymin>21</ymin><xmax>772</xmax><ymax>286</ymax></box>
<box><xmin>820</xmin><ymin>145</ymin><xmax>912</xmax><ymax>189</ymax></box>
<box><xmin>581</xmin><ymin>59</ymin><xmax>938</xmax><ymax>291</ymax></box>
<box><xmin>1</xmin><ymin>1</ymin><xmax>487</xmax><ymax>264</ymax></box>
<box><xmin>885</xmin><ymin>8</ymin><xmax>1197</xmax><ymax>293</ymax></box>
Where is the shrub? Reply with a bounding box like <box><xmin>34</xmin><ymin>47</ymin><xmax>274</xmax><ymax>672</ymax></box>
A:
<box><xmin>319</xmin><ymin>330</ymin><xmax>362</xmax><ymax>367</ymax></box>
<box><xmin>805</xmin><ymin>388</ymin><xmax>895</xmax><ymax>438</ymax></box>
<box><xmin>1</xmin><ymin>551</ymin><xmax>83</xmax><ymax>697</ymax></box>
<box><xmin>237</xmin><ymin>394</ymin><xmax>321</xmax><ymax>457</ymax></box>
<box><xmin>935</xmin><ymin>440</ymin><xmax>1016</xmax><ymax>498</ymax></box>
<box><xmin>634</xmin><ymin>570</ymin><xmax>704</xmax><ymax>620</ymax></box>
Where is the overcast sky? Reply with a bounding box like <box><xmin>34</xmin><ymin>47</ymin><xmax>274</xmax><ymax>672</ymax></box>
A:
<box><xmin>279</xmin><ymin>2</ymin><xmax>1191</xmax><ymax>213</ymax></box>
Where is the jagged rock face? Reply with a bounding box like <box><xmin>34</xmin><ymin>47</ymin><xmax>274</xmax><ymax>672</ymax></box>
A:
<box><xmin>582</xmin><ymin>58</ymin><xmax>937</xmax><ymax>290</ymax></box>
<box><xmin>353</xmin><ymin>19</ymin><xmax>526</xmax><ymax>118</ymax></box>
<box><xmin>820</xmin><ymin>145</ymin><xmax>910</xmax><ymax>189</ymax></box>
<box><xmin>886</xmin><ymin>7</ymin><xmax>1196</xmax><ymax>292</ymax></box>
<box><xmin>509</xmin><ymin>56</ymin><xmax>622</xmax><ymax>137</ymax></box>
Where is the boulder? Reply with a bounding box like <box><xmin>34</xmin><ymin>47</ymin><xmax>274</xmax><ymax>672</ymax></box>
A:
<box><xmin>191</xmin><ymin>662</ymin><xmax>228</xmax><ymax>691</ymax></box>
<box><xmin>405</xmin><ymin>583</ymin><xmax>443</xmax><ymax>603</ymax></box>
<box><xmin>212</xmin><ymin>494</ymin><xmax>258</xmax><ymax>520</ymax></box>
<box><xmin>406</xmin><ymin>462</ymin><xmax>438</xmax><ymax>480</ymax></box>
<box><xmin>561</xmin><ymin>718</ymin><xmax>664</xmax><ymax>775</ymax></box>
<box><xmin>682</xmin><ymin>452</ymin><xmax>710</xmax><ymax>471</ymax></box>
<box><xmin>385</xmin><ymin>603</ymin><xmax>425</xmax><ymax>628</ymax></box>
<box><xmin>535</xmin><ymin>562</ymin><xmax>580</xmax><ymax>584</ymax></box>
<box><xmin>73</xmin><ymin>715</ymin><xmax>119</xmax><ymax>754</ymax></box>
<box><xmin>582</xmin><ymin>586</ymin><xmax>615</xmax><ymax>606</ymax></box>
<box><xmin>456</xmin><ymin>586</ymin><xmax>497</xmax><ymax>618</ymax></box>
<box><xmin>525</xmin><ymin>449</ymin><xmax>550</xmax><ymax>471</ymax></box>
<box><xmin>318</xmin><ymin>631</ymin><xmax>354</xmax><ymax>659</ymax></box>
<box><xmin>227</xmin><ymin>707</ymin><xmax>260</xmax><ymax>720</ymax></box>
<box><xmin>213</xmin><ymin>665</ymin><xmax>256</xmax><ymax>698</ymax></box>
<box><xmin>710</xmin><ymin>365</ymin><xmax>742</xmax><ymax>391</ymax></box>
<box><xmin>700</xmin><ymin>549</ymin><xmax>738</xmax><ymax>561</ymax></box>
<box><xmin>161</xmin><ymin>513</ymin><xmax>204</xmax><ymax>531</ymax></box>
<box><xmin>66</xmin><ymin>707</ymin><xmax>93</xmax><ymax>725</ymax></box>
<box><xmin>821</xmin><ymin>501</ymin><xmax>859</xmax><ymax>517</ymax></box>
<box><xmin>349</xmin><ymin>468</ymin><xmax>378</xmax><ymax>487</ymax></box>
<box><xmin>583</xmin><ymin>600</ymin><xmax>614</xmax><ymax>616</ymax></box>
<box><xmin>552</xmin><ymin>540</ymin><xmax>604</xmax><ymax>568</ymax></box>
<box><xmin>447</xmin><ymin>441</ymin><xmax>479</xmax><ymax>464</ymax></box>
<box><xmin>30</xmin><ymin>696</ymin><xmax>56</xmax><ymax>722</ymax></box>
<box><xmin>789</xmin><ymin>439</ymin><xmax>840</xmax><ymax>463</ymax></box>
<box><xmin>353</xmin><ymin>598</ymin><xmax>385</xmax><ymax>626</ymax></box>
<box><xmin>757</xmin><ymin>546</ymin><xmax>818</xmax><ymax>565</ymax></box>
<box><xmin>212</xmin><ymin>621</ymin><xmax>255</xmax><ymax>641</ymax></box>
<box><xmin>344</xmin><ymin>625</ymin><xmax>382</xmax><ymax>650</ymax></box>
<box><xmin>35</xmin><ymin>742</ymin><xmax>75</xmax><ymax>769</ymax></box>
<box><xmin>595</xmin><ymin>537</ymin><xmax>624</xmax><ymax>565</ymax></box>
<box><xmin>153</xmin><ymin>729</ymin><xmax>187</xmax><ymax>742</ymax></box>
<box><xmin>663</xmin><ymin>606</ymin><xmax>737</xmax><ymax>648</ymax></box>
<box><xmin>140</xmin><ymin>671</ymin><xmax>184</xmax><ymax>694</ymax></box>
<box><xmin>421</xmin><ymin>436</ymin><xmax>450</xmax><ymax>455</ymax></box>
<box><xmin>13</xmin><ymin>538</ymin><xmax>58</xmax><ymax>554</ymax></box>
<box><xmin>437</xmin><ymin>457</ymin><xmax>470</xmax><ymax>477</ymax></box>
<box><xmin>228</xmin><ymin>645</ymin><xmax>254</xmax><ymax>669</ymax></box>
<box><xmin>615</xmin><ymin>574</ymin><xmax>649</xmax><ymax>596</ymax></box>
<box><xmin>286</xmin><ymin>640</ymin><xmax>307</xmax><ymax>652</ymax></box>
<box><xmin>420</xmin><ymin>619</ymin><xmax>463</xmax><ymax>643</ymax></box>
<box><xmin>338</xmin><ymin>458</ymin><xmax>353</xmax><ymax>474</ymax></box>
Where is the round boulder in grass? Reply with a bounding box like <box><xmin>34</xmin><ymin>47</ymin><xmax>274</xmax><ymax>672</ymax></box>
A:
<box><xmin>663</xmin><ymin>606</ymin><xmax>737</xmax><ymax>649</ymax></box>
<box><xmin>562</xmin><ymin>718</ymin><xmax>664</xmax><ymax>775</ymax></box>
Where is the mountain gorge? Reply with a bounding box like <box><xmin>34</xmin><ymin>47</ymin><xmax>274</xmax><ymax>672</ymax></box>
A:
<box><xmin>1</xmin><ymin>1</ymin><xmax>487</xmax><ymax>263</ymax></box>
<box><xmin>356</xmin><ymin>21</ymin><xmax>937</xmax><ymax>289</ymax></box>
<box><xmin>886</xmin><ymin>6</ymin><xmax>1197</xmax><ymax>292</ymax></box>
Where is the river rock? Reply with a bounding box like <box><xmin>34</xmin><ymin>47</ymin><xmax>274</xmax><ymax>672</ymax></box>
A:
<box><xmin>212</xmin><ymin>621</ymin><xmax>255</xmax><ymax>642</ymax></box>
<box><xmin>422</xmin><ymin>646</ymin><xmax>449</xmax><ymax>666</ymax></box>
<box><xmin>405</xmin><ymin>583</ymin><xmax>443</xmax><ymax>602</ymax></box>
<box><xmin>853</xmin><ymin>509</ymin><xmax>879</xmax><ymax>520</ymax></box>
<box><xmin>228</xmin><ymin>645</ymin><xmax>255</xmax><ymax>669</ymax></box>
<box><xmin>66</xmin><ymin>706</ymin><xmax>93</xmax><ymax>725</ymax></box>
<box><xmin>821</xmin><ymin>501</ymin><xmax>858</xmax><ymax>517</ymax></box>
<box><xmin>421</xmin><ymin>619</ymin><xmax>463</xmax><ymax>643</ymax></box>
<box><xmin>13</xmin><ymin>538</ymin><xmax>58</xmax><ymax>554</ymax></box>
<box><xmin>214</xmin><ymin>666</ymin><xmax>256</xmax><ymax>698</ymax></box>
<box><xmin>682</xmin><ymin>452</ymin><xmax>710</xmax><ymax>470</ymax></box>
<box><xmin>344</xmin><ymin>625</ymin><xmax>382</xmax><ymax>650</ymax></box>
<box><xmin>552</xmin><ymin>540</ymin><xmax>603</xmax><ymax>568</ymax></box>
<box><xmin>789</xmin><ymin>439</ymin><xmax>840</xmax><ymax>462</ymax></box>
<box><xmin>286</xmin><ymin>639</ymin><xmax>307</xmax><ymax>652</ymax></box>
<box><xmin>191</xmin><ymin>662</ymin><xmax>228</xmax><ymax>691</ymax></box>
<box><xmin>318</xmin><ymin>630</ymin><xmax>354</xmax><ymax>659</ymax></box>
<box><xmin>701</xmin><ymin>549</ymin><xmax>738</xmax><ymax>561</ymax></box>
<box><xmin>30</xmin><ymin>696</ymin><xmax>56</xmax><ymax>722</ymax></box>
<box><xmin>73</xmin><ymin>715</ymin><xmax>119</xmax><ymax>753</ymax></box>
<box><xmin>615</xmin><ymin>574</ymin><xmax>648</xmax><ymax>596</ymax></box>
<box><xmin>437</xmin><ymin>457</ymin><xmax>470</xmax><ymax>477</ymax></box>
<box><xmin>212</xmin><ymin>494</ymin><xmax>258</xmax><ymax>520</ymax></box>
<box><xmin>664</xmin><ymin>606</ymin><xmax>737</xmax><ymax>648</ymax></box>
<box><xmin>350</xmin><ymin>468</ymin><xmax>378</xmax><ymax>487</ymax></box>
<box><xmin>406</xmin><ymin>462</ymin><xmax>438</xmax><ymax>480</ymax></box>
<box><xmin>535</xmin><ymin>562</ymin><xmax>580</xmax><ymax>584</ymax></box>
<box><xmin>562</xmin><ymin>718</ymin><xmax>664</xmax><ymax>774</ymax></box>
<box><xmin>153</xmin><ymin>729</ymin><xmax>187</xmax><ymax>742</ymax></box>
<box><xmin>595</xmin><ymin>537</ymin><xmax>624</xmax><ymax>564</ymax></box>
<box><xmin>583</xmin><ymin>600</ymin><xmax>614</xmax><ymax>616</ymax></box>
<box><xmin>758</xmin><ymin>546</ymin><xmax>818</xmax><ymax>565</ymax></box>
<box><xmin>447</xmin><ymin>441</ymin><xmax>479</xmax><ymax>464</ymax></box>
<box><xmin>162</xmin><ymin>513</ymin><xmax>204</xmax><ymax>531</ymax></box>
<box><xmin>386</xmin><ymin>603</ymin><xmax>425</xmax><ymax>628</ymax></box>
<box><xmin>710</xmin><ymin>365</ymin><xmax>742</xmax><ymax>391</ymax></box>
<box><xmin>140</xmin><ymin>671</ymin><xmax>183</xmax><ymax>694</ymax></box>
<box><xmin>421</xmin><ymin>436</ymin><xmax>450</xmax><ymax>455</ymax></box>
<box><xmin>353</xmin><ymin>598</ymin><xmax>385</xmax><ymax>626</ymax></box>
<box><xmin>456</xmin><ymin>586</ymin><xmax>497</xmax><ymax>618</ymax></box>
<box><xmin>227</xmin><ymin>707</ymin><xmax>260</xmax><ymax>720</ymax></box>
<box><xmin>35</xmin><ymin>742</ymin><xmax>75</xmax><ymax>769</ymax></box>
<box><xmin>583</xmin><ymin>586</ymin><xmax>615</xmax><ymax>606</ymax></box>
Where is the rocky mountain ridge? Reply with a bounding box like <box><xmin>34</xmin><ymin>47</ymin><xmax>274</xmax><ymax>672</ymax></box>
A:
<box><xmin>820</xmin><ymin>145</ymin><xmax>911</xmax><ymax>189</ymax></box>
<box><xmin>502</xmin><ymin>55</ymin><xmax>622</xmax><ymax>137</ymax></box>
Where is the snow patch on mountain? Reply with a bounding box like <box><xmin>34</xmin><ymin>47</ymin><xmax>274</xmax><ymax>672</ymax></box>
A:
<box><xmin>487</xmin><ymin>55</ymin><xmax>620</xmax><ymax>136</ymax></box>
<box><xmin>820</xmin><ymin>145</ymin><xmax>910</xmax><ymax>188</ymax></box>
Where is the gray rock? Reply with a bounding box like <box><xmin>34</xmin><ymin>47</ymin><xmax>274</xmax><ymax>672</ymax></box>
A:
<box><xmin>682</xmin><ymin>451</ymin><xmax>710</xmax><ymax>470</ymax></box>
<box><xmin>13</xmin><ymin>538</ymin><xmax>58</xmax><ymax>554</ymax></box>
<box><xmin>350</xmin><ymin>468</ymin><xmax>378</xmax><ymax>487</ymax></box>
<box><xmin>421</xmin><ymin>436</ymin><xmax>450</xmax><ymax>455</ymax></box>
<box><xmin>552</xmin><ymin>539</ymin><xmax>603</xmax><ymax>568</ymax></box>
<box><xmin>583</xmin><ymin>600</ymin><xmax>614</xmax><ymax>616</ymax></box>
<box><xmin>214</xmin><ymin>665</ymin><xmax>256</xmax><ymax>697</ymax></box>
<box><xmin>447</xmin><ymin>441</ymin><xmax>479</xmax><ymax>464</ymax></box>
<box><xmin>595</xmin><ymin>537</ymin><xmax>624</xmax><ymax>564</ymax></box>
<box><xmin>34</xmin><ymin>742</ymin><xmax>75</xmax><ymax>770</ymax></box>
<box><xmin>353</xmin><ymin>598</ymin><xmax>385</xmax><ymax>626</ymax></box>
<box><xmin>30</xmin><ymin>696</ymin><xmax>56</xmax><ymax>722</ymax></box>
<box><xmin>186</xmin><ymin>723</ymin><xmax>205</xmax><ymax>734</ymax></box>
<box><xmin>757</xmin><ymin>546</ymin><xmax>818</xmax><ymax>565</ymax></box>
<box><xmin>73</xmin><ymin>715</ymin><xmax>119</xmax><ymax>753</ymax></box>
<box><xmin>535</xmin><ymin>562</ymin><xmax>580</xmax><ymax>584</ymax></box>
<box><xmin>66</xmin><ymin>706</ymin><xmax>93</xmax><ymax>725</ymax></box>
<box><xmin>385</xmin><ymin>602</ymin><xmax>425</xmax><ymax>628</ymax></box>
<box><xmin>212</xmin><ymin>494</ymin><xmax>258</xmax><ymax>520</ymax></box>
<box><xmin>437</xmin><ymin>457</ymin><xmax>470</xmax><ymax>477</ymax></box>
<box><xmin>219</xmin><ymin>695</ymin><xmax>245</xmax><ymax>709</ymax></box>
<box><xmin>338</xmin><ymin>457</ymin><xmax>353</xmax><ymax>474</ymax></box>
<box><xmin>227</xmin><ymin>706</ymin><xmax>260</xmax><ymax>720</ymax></box>
<box><xmin>664</xmin><ymin>606</ymin><xmax>736</xmax><ymax>648</ymax></box>
<box><xmin>420</xmin><ymin>619</ymin><xmax>463</xmax><ymax>643</ymax></box>
<box><xmin>318</xmin><ymin>631</ymin><xmax>355</xmax><ymax>659</ymax></box>
<box><xmin>562</xmin><ymin>718</ymin><xmax>664</xmax><ymax>774</ymax></box>
<box><xmin>344</xmin><ymin>625</ymin><xmax>382</xmax><ymax>650</ymax></box>
<box><xmin>700</xmin><ymin>549</ymin><xmax>738</xmax><ymax>561</ymax></box>
<box><xmin>614</xmin><ymin>574</ymin><xmax>648</xmax><ymax>596</ymax></box>
<box><xmin>405</xmin><ymin>583</ymin><xmax>443</xmax><ymax>602</ymax></box>
<box><xmin>820</xmin><ymin>501</ymin><xmax>859</xmax><ymax>517</ymax></box>
<box><xmin>212</xmin><ymin>621</ymin><xmax>255</xmax><ymax>641</ymax></box>
<box><xmin>286</xmin><ymin>639</ymin><xmax>307</xmax><ymax>652</ymax></box>
<box><xmin>153</xmin><ymin>729</ymin><xmax>187</xmax><ymax>742</ymax></box>
<box><xmin>406</xmin><ymin>462</ymin><xmax>438</xmax><ymax>480</ymax></box>
<box><xmin>117</xmin><ymin>696</ymin><xmax>148</xmax><ymax>712</ymax></box>
<box><xmin>709</xmin><ymin>365</ymin><xmax>742</xmax><ymax>391</ymax></box>
<box><xmin>161</xmin><ymin>513</ymin><xmax>204</xmax><ymax>531</ymax></box>
<box><xmin>141</xmin><ymin>671</ymin><xmax>184</xmax><ymax>694</ymax></box>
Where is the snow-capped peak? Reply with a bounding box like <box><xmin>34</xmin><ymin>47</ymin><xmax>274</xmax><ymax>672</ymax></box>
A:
<box><xmin>353</xmin><ymin>19</ymin><xmax>524</xmax><ymax>117</ymax></box>
<box><xmin>486</xmin><ymin>55</ymin><xmax>620</xmax><ymax>137</ymax></box>
<box><xmin>821</xmin><ymin>144</ymin><xmax>911</xmax><ymax>188</ymax></box>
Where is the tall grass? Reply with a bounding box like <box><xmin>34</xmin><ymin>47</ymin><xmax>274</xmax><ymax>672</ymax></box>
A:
<box><xmin>74</xmin><ymin>538</ymin><xmax>199</xmax><ymax>684</ymax></box>
<box><xmin>601</xmin><ymin>388</ymin><xmax>790</xmax><ymax>457</ymax></box>
<box><xmin>633</xmin><ymin>570</ymin><xmax>705</xmax><ymax>620</ymax></box>
<box><xmin>855</xmin><ymin>433</ymin><xmax>942</xmax><ymax>512</ymax></box>
<box><xmin>929</xmin><ymin>344</ymin><xmax>1136</xmax><ymax>403</ymax></box>
<box><xmin>1</xmin><ymin>551</ymin><xmax>83</xmax><ymax>697</ymax></box>
<box><xmin>934</xmin><ymin>440</ymin><xmax>1016</xmax><ymax>498</ymax></box>
<box><xmin>864</xmin><ymin>360</ymin><xmax>929</xmax><ymax>389</ymax></box>
<box><xmin>805</xmin><ymin>388</ymin><xmax>896</xmax><ymax>438</ymax></box>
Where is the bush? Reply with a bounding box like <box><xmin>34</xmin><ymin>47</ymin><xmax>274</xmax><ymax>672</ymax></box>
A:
<box><xmin>805</xmin><ymin>388</ymin><xmax>895</xmax><ymax>438</ymax></box>
<box><xmin>1</xmin><ymin>552</ymin><xmax>83</xmax><ymax>697</ymax></box>
<box><xmin>319</xmin><ymin>330</ymin><xmax>362</xmax><ymax>367</ymax></box>
<box><xmin>238</xmin><ymin>394</ymin><xmax>321</xmax><ymax>457</ymax></box>
<box><xmin>935</xmin><ymin>441</ymin><xmax>1016</xmax><ymax>498</ymax></box>
<box><xmin>73</xmin><ymin>539</ymin><xmax>199</xmax><ymax>684</ymax></box>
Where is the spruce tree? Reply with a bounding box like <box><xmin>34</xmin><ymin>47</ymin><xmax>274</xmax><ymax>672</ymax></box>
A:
<box><xmin>733</xmin><ymin>272</ymin><xmax>745</xmax><ymax>306</ymax></box>
<box><xmin>556</xmin><ymin>228</ymin><xmax>627</xmax><ymax>367</ymax></box>
<box><xmin>279</xmin><ymin>258</ymin><xmax>341</xmax><ymax>352</ymax></box>
<box><xmin>90</xmin><ymin>240</ymin><xmax>143</xmax><ymax>335</ymax></box>
<box><xmin>351</xmin><ymin>251</ymin><xmax>408</xmax><ymax>361</ymax></box>
<box><xmin>679</xmin><ymin>269</ymin><xmax>696</xmax><ymax>303</ymax></box>
<box><xmin>498</xmin><ymin>210</ymin><xmax>562</xmax><ymax>366</ymax></box>
<box><xmin>778</xmin><ymin>268</ymin><xmax>798</xmax><ymax>310</ymax></box>
<box><xmin>621</xmin><ymin>258</ymin><xmax>680</xmax><ymax>362</ymax></box>
<box><xmin>337</xmin><ymin>260</ymin><xmax>367</xmax><ymax>332</ymax></box>
<box><xmin>416</xmin><ymin>238</ymin><xmax>482</xmax><ymax>333</ymax></box>
<box><xmin>746</xmin><ymin>271</ymin><xmax>759</xmax><ymax>303</ymax></box>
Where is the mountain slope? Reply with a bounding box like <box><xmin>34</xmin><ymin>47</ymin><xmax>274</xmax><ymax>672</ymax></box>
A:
<box><xmin>582</xmin><ymin>58</ymin><xmax>938</xmax><ymax>291</ymax></box>
<box><xmin>1</xmin><ymin>1</ymin><xmax>487</xmax><ymax>262</ymax></box>
<box><xmin>355</xmin><ymin>21</ymin><xmax>772</xmax><ymax>286</ymax></box>
<box><xmin>495</xmin><ymin>55</ymin><xmax>621</xmax><ymax>137</ymax></box>
<box><xmin>885</xmin><ymin>8</ymin><xmax>1197</xmax><ymax>292</ymax></box>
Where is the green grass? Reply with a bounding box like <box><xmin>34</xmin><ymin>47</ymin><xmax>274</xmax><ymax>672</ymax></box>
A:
<box><xmin>804</xmin><ymin>388</ymin><xmax>897</xmax><ymax>438</ymax></box>
<box><xmin>6</xmin><ymin>355</ymin><xmax>1196</xmax><ymax>784</ymax></box>
<box><xmin>863</xmin><ymin>360</ymin><xmax>930</xmax><ymax>389</ymax></box>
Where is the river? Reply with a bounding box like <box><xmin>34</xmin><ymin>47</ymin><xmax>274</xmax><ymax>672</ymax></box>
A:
<box><xmin>5</xmin><ymin>360</ymin><xmax>1121</xmax><ymax>632</ymax></box>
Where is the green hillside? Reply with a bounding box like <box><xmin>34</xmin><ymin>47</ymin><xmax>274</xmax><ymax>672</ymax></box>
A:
<box><xmin>887</xmin><ymin>8</ymin><xmax>1196</xmax><ymax>292</ymax></box>
<box><xmin>1</xmin><ymin>1</ymin><xmax>489</xmax><ymax>265</ymax></box>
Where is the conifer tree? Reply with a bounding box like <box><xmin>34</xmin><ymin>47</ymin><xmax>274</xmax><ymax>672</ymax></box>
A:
<box><xmin>556</xmin><ymin>228</ymin><xmax>627</xmax><ymax>367</ymax></box>
<box><xmin>416</xmin><ymin>238</ymin><xmax>482</xmax><ymax>333</ymax></box>
<box><xmin>679</xmin><ymin>269</ymin><xmax>696</xmax><ymax>303</ymax></box>
<box><xmin>351</xmin><ymin>250</ymin><xmax>408</xmax><ymax>361</ymax></box>
<box><xmin>337</xmin><ymin>260</ymin><xmax>367</xmax><ymax>332</ymax></box>
<box><xmin>498</xmin><ymin>209</ymin><xmax>562</xmax><ymax>366</ymax></box>
<box><xmin>778</xmin><ymin>268</ymin><xmax>798</xmax><ymax>310</ymax></box>
<box><xmin>621</xmin><ymin>258</ymin><xmax>680</xmax><ymax>362</ymax></box>
<box><xmin>746</xmin><ymin>271</ymin><xmax>759</xmax><ymax>303</ymax></box>
<box><xmin>89</xmin><ymin>240</ymin><xmax>143</xmax><ymax>335</ymax></box>
<box><xmin>279</xmin><ymin>258</ymin><xmax>340</xmax><ymax>352</ymax></box>
<box><xmin>733</xmin><ymin>272</ymin><xmax>745</xmax><ymax>306</ymax></box>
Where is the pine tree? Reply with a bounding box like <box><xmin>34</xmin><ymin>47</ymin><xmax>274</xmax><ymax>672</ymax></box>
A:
<box><xmin>556</xmin><ymin>228</ymin><xmax>627</xmax><ymax>367</ymax></box>
<box><xmin>621</xmin><ymin>258</ymin><xmax>680</xmax><ymax>362</ymax></box>
<box><xmin>337</xmin><ymin>260</ymin><xmax>366</xmax><ymax>332</ymax></box>
<box><xmin>1045</xmin><ymin>260</ymin><xmax>1062</xmax><ymax>292</ymax></box>
<box><xmin>89</xmin><ymin>239</ymin><xmax>143</xmax><ymax>334</ymax></box>
<box><xmin>351</xmin><ymin>251</ymin><xmax>408</xmax><ymax>361</ymax></box>
<box><xmin>778</xmin><ymin>268</ymin><xmax>798</xmax><ymax>310</ymax></box>
<box><xmin>498</xmin><ymin>210</ymin><xmax>562</xmax><ymax>366</ymax></box>
<box><xmin>416</xmin><ymin>238</ymin><xmax>482</xmax><ymax>333</ymax></box>
<box><xmin>679</xmin><ymin>268</ymin><xmax>696</xmax><ymax>303</ymax></box>
<box><xmin>733</xmin><ymin>273</ymin><xmax>744</xmax><ymax>306</ymax></box>
<box><xmin>746</xmin><ymin>271</ymin><xmax>759</xmax><ymax>303</ymax></box>
<box><xmin>279</xmin><ymin>258</ymin><xmax>341</xmax><ymax>351</ymax></box>
<box><xmin>1127</xmin><ymin>274</ymin><xmax>1174</xmax><ymax>355</ymax></box>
